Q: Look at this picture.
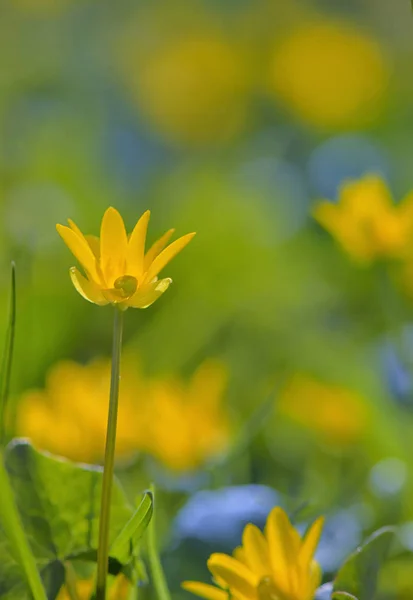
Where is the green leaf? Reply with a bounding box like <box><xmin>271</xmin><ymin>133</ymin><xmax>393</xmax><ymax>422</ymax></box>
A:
<box><xmin>332</xmin><ymin>593</ymin><xmax>359</xmax><ymax>600</ymax></box>
<box><xmin>0</xmin><ymin>440</ymin><xmax>144</xmax><ymax>599</ymax></box>
<box><xmin>110</xmin><ymin>491</ymin><xmax>153</xmax><ymax>564</ymax></box>
<box><xmin>333</xmin><ymin>527</ymin><xmax>396</xmax><ymax>600</ymax></box>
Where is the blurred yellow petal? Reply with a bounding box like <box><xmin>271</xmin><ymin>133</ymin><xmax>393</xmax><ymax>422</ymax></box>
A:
<box><xmin>182</xmin><ymin>582</ymin><xmax>227</xmax><ymax>600</ymax></box>
<box><xmin>127</xmin><ymin>209</ymin><xmax>151</xmax><ymax>278</ymax></box>
<box><xmin>144</xmin><ymin>228</ymin><xmax>175</xmax><ymax>272</ymax></box>
<box><xmin>207</xmin><ymin>554</ymin><xmax>258</xmax><ymax>598</ymax></box>
<box><xmin>56</xmin><ymin>224</ymin><xmax>101</xmax><ymax>283</ymax></box>
<box><xmin>145</xmin><ymin>232</ymin><xmax>196</xmax><ymax>282</ymax></box>
<box><xmin>299</xmin><ymin>517</ymin><xmax>324</xmax><ymax>570</ymax></box>
<box><xmin>70</xmin><ymin>267</ymin><xmax>109</xmax><ymax>306</ymax></box>
<box><xmin>100</xmin><ymin>207</ymin><xmax>128</xmax><ymax>285</ymax></box>
<box><xmin>233</xmin><ymin>546</ymin><xmax>247</xmax><ymax>566</ymax></box>
<box><xmin>126</xmin><ymin>278</ymin><xmax>172</xmax><ymax>308</ymax></box>
<box><xmin>242</xmin><ymin>524</ymin><xmax>271</xmax><ymax>579</ymax></box>
<box><xmin>265</xmin><ymin>507</ymin><xmax>299</xmax><ymax>594</ymax></box>
<box><xmin>312</xmin><ymin>202</ymin><xmax>340</xmax><ymax>232</ymax></box>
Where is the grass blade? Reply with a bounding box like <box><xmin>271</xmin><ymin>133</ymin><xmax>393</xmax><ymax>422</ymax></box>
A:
<box><xmin>146</xmin><ymin>484</ymin><xmax>171</xmax><ymax>600</ymax></box>
<box><xmin>0</xmin><ymin>262</ymin><xmax>16</xmax><ymax>444</ymax></box>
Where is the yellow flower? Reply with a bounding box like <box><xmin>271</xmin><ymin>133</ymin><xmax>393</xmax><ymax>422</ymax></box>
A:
<box><xmin>137</xmin><ymin>361</ymin><xmax>231</xmax><ymax>472</ymax></box>
<box><xmin>278</xmin><ymin>375</ymin><xmax>368</xmax><ymax>446</ymax></box>
<box><xmin>313</xmin><ymin>175</ymin><xmax>413</xmax><ymax>264</ymax></box>
<box><xmin>16</xmin><ymin>359</ymin><xmax>143</xmax><ymax>463</ymax></box>
<box><xmin>268</xmin><ymin>19</ymin><xmax>389</xmax><ymax>130</ymax></box>
<box><xmin>182</xmin><ymin>506</ymin><xmax>323</xmax><ymax>600</ymax></box>
<box><xmin>17</xmin><ymin>358</ymin><xmax>230</xmax><ymax>470</ymax></box>
<box><xmin>118</xmin><ymin>29</ymin><xmax>251</xmax><ymax>146</ymax></box>
<box><xmin>57</xmin><ymin>207</ymin><xmax>195</xmax><ymax>309</ymax></box>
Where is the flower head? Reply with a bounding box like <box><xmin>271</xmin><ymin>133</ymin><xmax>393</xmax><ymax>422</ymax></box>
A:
<box><xmin>57</xmin><ymin>207</ymin><xmax>195</xmax><ymax>309</ymax></box>
<box><xmin>17</xmin><ymin>358</ymin><xmax>230</xmax><ymax>470</ymax></box>
<box><xmin>313</xmin><ymin>175</ymin><xmax>413</xmax><ymax>264</ymax></box>
<box><xmin>279</xmin><ymin>375</ymin><xmax>368</xmax><ymax>446</ymax></box>
<box><xmin>183</xmin><ymin>506</ymin><xmax>323</xmax><ymax>600</ymax></box>
<box><xmin>269</xmin><ymin>19</ymin><xmax>389</xmax><ymax>130</ymax></box>
<box><xmin>137</xmin><ymin>360</ymin><xmax>231</xmax><ymax>472</ymax></box>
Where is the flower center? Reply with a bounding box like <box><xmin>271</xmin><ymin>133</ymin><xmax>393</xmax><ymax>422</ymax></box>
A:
<box><xmin>114</xmin><ymin>275</ymin><xmax>138</xmax><ymax>298</ymax></box>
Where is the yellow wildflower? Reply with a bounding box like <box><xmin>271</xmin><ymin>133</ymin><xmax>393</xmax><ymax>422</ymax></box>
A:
<box><xmin>56</xmin><ymin>207</ymin><xmax>195</xmax><ymax>309</ymax></box>
<box><xmin>118</xmin><ymin>25</ymin><xmax>251</xmax><ymax>146</ymax></box>
<box><xmin>137</xmin><ymin>361</ymin><xmax>231</xmax><ymax>472</ymax></box>
<box><xmin>183</xmin><ymin>506</ymin><xmax>323</xmax><ymax>600</ymax></box>
<box><xmin>313</xmin><ymin>175</ymin><xmax>413</xmax><ymax>264</ymax></box>
<box><xmin>17</xmin><ymin>359</ymin><xmax>230</xmax><ymax>471</ymax></box>
<box><xmin>268</xmin><ymin>19</ymin><xmax>389</xmax><ymax>130</ymax></box>
<box><xmin>278</xmin><ymin>375</ymin><xmax>368</xmax><ymax>446</ymax></box>
<box><xmin>16</xmin><ymin>359</ymin><xmax>142</xmax><ymax>463</ymax></box>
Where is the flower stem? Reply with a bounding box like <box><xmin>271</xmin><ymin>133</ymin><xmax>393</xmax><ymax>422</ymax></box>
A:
<box><xmin>96</xmin><ymin>307</ymin><xmax>124</xmax><ymax>600</ymax></box>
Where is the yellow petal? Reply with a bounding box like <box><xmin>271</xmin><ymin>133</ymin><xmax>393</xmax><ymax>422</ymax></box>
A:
<box><xmin>57</xmin><ymin>224</ymin><xmax>101</xmax><ymax>284</ymax></box>
<box><xmin>100</xmin><ymin>207</ymin><xmax>128</xmax><ymax>285</ymax></box>
<box><xmin>85</xmin><ymin>235</ymin><xmax>101</xmax><ymax>259</ymax></box>
<box><xmin>126</xmin><ymin>278</ymin><xmax>172</xmax><ymax>309</ymax></box>
<box><xmin>308</xmin><ymin>560</ymin><xmax>322</xmax><ymax>592</ymax></box>
<box><xmin>144</xmin><ymin>232</ymin><xmax>196</xmax><ymax>283</ymax></box>
<box><xmin>265</xmin><ymin>507</ymin><xmax>299</xmax><ymax>596</ymax></box>
<box><xmin>70</xmin><ymin>267</ymin><xmax>109</xmax><ymax>306</ymax></box>
<box><xmin>207</xmin><ymin>554</ymin><xmax>258</xmax><ymax>599</ymax></box>
<box><xmin>68</xmin><ymin>218</ymin><xmax>84</xmax><ymax>237</ymax></box>
<box><xmin>182</xmin><ymin>582</ymin><xmax>228</xmax><ymax>600</ymax></box>
<box><xmin>127</xmin><ymin>210</ymin><xmax>151</xmax><ymax>278</ymax></box>
<box><xmin>144</xmin><ymin>228</ymin><xmax>175</xmax><ymax>272</ymax></box>
<box><xmin>312</xmin><ymin>202</ymin><xmax>340</xmax><ymax>232</ymax></box>
<box><xmin>233</xmin><ymin>546</ymin><xmax>248</xmax><ymax>566</ymax></box>
<box><xmin>242</xmin><ymin>524</ymin><xmax>271</xmax><ymax>579</ymax></box>
<box><xmin>299</xmin><ymin>517</ymin><xmax>324</xmax><ymax>570</ymax></box>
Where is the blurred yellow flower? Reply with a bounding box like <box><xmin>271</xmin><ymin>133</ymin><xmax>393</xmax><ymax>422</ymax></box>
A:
<box><xmin>183</xmin><ymin>506</ymin><xmax>323</xmax><ymax>600</ymax></box>
<box><xmin>57</xmin><ymin>574</ymin><xmax>129</xmax><ymax>600</ymax></box>
<box><xmin>268</xmin><ymin>19</ymin><xmax>390</xmax><ymax>129</ymax></box>
<box><xmin>57</xmin><ymin>207</ymin><xmax>195</xmax><ymax>309</ymax></box>
<box><xmin>119</xmin><ymin>32</ymin><xmax>251</xmax><ymax>146</ymax></box>
<box><xmin>137</xmin><ymin>361</ymin><xmax>231</xmax><ymax>472</ymax></box>
<box><xmin>313</xmin><ymin>175</ymin><xmax>413</xmax><ymax>264</ymax></box>
<box><xmin>279</xmin><ymin>375</ymin><xmax>368</xmax><ymax>446</ymax></box>
<box><xmin>17</xmin><ymin>359</ymin><xmax>141</xmax><ymax>463</ymax></box>
<box><xmin>17</xmin><ymin>358</ymin><xmax>230</xmax><ymax>471</ymax></box>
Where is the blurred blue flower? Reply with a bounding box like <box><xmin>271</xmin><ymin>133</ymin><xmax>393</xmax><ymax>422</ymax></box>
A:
<box><xmin>308</xmin><ymin>133</ymin><xmax>390</xmax><ymax>200</ymax></box>
<box><xmin>314</xmin><ymin>583</ymin><xmax>333</xmax><ymax>600</ymax></box>
<box><xmin>315</xmin><ymin>509</ymin><xmax>362</xmax><ymax>573</ymax></box>
<box><xmin>379</xmin><ymin>332</ymin><xmax>413</xmax><ymax>405</ymax></box>
<box><xmin>173</xmin><ymin>484</ymin><xmax>279</xmax><ymax>545</ymax></box>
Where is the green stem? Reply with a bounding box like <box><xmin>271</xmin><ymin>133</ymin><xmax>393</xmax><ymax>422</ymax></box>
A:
<box><xmin>96</xmin><ymin>307</ymin><xmax>124</xmax><ymax>600</ymax></box>
<box><xmin>0</xmin><ymin>262</ymin><xmax>16</xmax><ymax>444</ymax></box>
<box><xmin>0</xmin><ymin>448</ymin><xmax>47</xmax><ymax>600</ymax></box>
<box><xmin>146</xmin><ymin>484</ymin><xmax>171</xmax><ymax>600</ymax></box>
<box><xmin>64</xmin><ymin>562</ymin><xmax>81</xmax><ymax>600</ymax></box>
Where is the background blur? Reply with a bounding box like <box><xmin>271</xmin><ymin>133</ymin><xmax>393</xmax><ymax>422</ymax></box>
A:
<box><xmin>2</xmin><ymin>0</ymin><xmax>413</xmax><ymax>597</ymax></box>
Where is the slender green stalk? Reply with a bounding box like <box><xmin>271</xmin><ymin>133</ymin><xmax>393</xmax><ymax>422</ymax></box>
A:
<box><xmin>0</xmin><ymin>448</ymin><xmax>47</xmax><ymax>600</ymax></box>
<box><xmin>96</xmin><ymin>307</ymin><xmax>124</xmax><ymax>600</ymax></box>
<box><xmin>146</xmin><ymin>484</ymin><xmax>171</xmax><ymax>600</ymax></box>
<box><xmin>0</xmin><ymin>262</ymin><xmax>46</xmax><ymax>600</ymax></box>
<box><xmin>64</xmin><ymin>562</ymin><xmax>81</xmax><ymax>600</ymax></box>
<box><xmin>0</xmin><ymin>262</ymin><xmax>16</xmax><ymax>443</ymax></box>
